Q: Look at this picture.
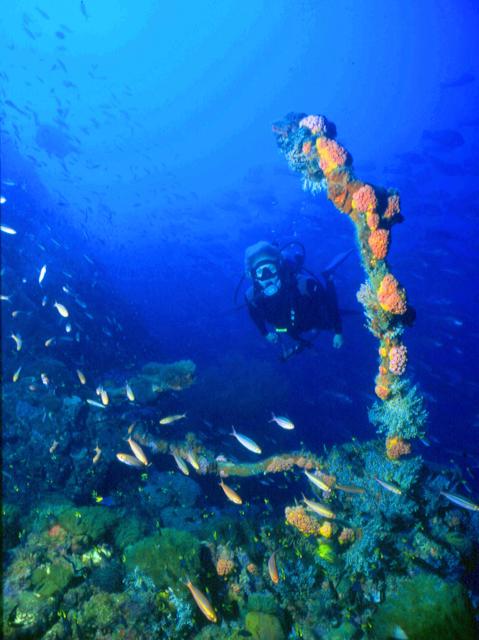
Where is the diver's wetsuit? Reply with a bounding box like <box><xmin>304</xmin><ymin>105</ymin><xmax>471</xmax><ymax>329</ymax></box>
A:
<box><xmin>245</xmin><ymin>271</ymin><xmax>342</xmax><ymax>340</ymax></box>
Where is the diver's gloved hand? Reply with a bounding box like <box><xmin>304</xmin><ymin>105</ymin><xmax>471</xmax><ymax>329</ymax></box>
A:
<box><xmin>266</xmin><ymin>331</ymin><xmax>279</xmax><ymax>344</ymax></box>
<box><xmin>333</xmin><ymin>333</ymin><xmax>344</xmax><ymax>349</ymax></box>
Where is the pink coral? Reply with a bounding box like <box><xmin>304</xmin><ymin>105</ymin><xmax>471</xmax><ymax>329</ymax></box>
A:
<box><xmin>299</xmin><ymin>114</ymin><xmax>327</xmax><ymax>135</ymax></box>
<box><xmin>384</xmin><ymin>193</ymin><xmax>401</xmax><ymax>219</ymax></box>
<box><xmin>48</xmin><ymin>524</ymin><xmax>67</xmax><ymax>539</ymax></box>
<box><xmin>351</xmin><ymin>184</ymin><xmax>378</xmax><ymax>213</ymax></box>
<box><xmin>338</xmin><ymin>527</ymin><xmax>355</xmax><ymax>545</ymax></box>
<box><xmin>216</xmin><ymin>557</ymin><xmax>235</xmax><ymax>577</ymax></box>
<box><xmin>377</xmin><ymin>274</ymin><xmax>407</xmax><ymax>315</ymax></box>
<box><xmin>389</xmin><ymin>344</ymin><xmax>408</xmax><ymax>375</ymax></box>
<box><xmin>368</xmin><ymin>229</ymin><xmax>389</xmax><ymax>260</ymax></box>
<box><xmin>315</xmin><ymin>138</ymin><xmax>348</xmax><ymax>175</ymax></box>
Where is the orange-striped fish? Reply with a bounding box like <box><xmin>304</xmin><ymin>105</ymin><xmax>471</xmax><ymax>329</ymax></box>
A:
<box><xmin>186</xmin><ymin>450</ymin><xmax>200</xmax><ymax>471</ymax></box>
<box><xmin>374</xmin><ymin>476</ymin><xmax>402</xmax><ymax>495</ymax></box>
<box><xmin>219</xmin><ymin>479</ymin><xmax>242</xmax><ymax>505</ymax></box>
<box><xmin>125</xmin><ymin>382</ymin><xmax>135</xmax><ymax>402</ymax></box>
<box><xmin>53</xmin><ymin>301</ymin><xmax>69</xmax><ymax>318</ymax></box>
<box><xmin>99</xmin><ymin>387</ymin><xmax>109</xmax><ymax>406</ymax></box>
<box><xmin>93</xmin><ymin>445</ymin><xmax>102</xmax><ymax>464</ymax></box>
<box><xmin>11</xmin><ymin>333</ymin><xmax>22</xmax><ymax>351</ymax></box>
<box><xmin>268</xmin><ymin>551</ymin><xmax>279</xmax><ymax>584</ymax></box>
<box><xmin>336</xmin><ymin>483</ymin><xmax>366</xmax><ymax>495</ymax></box>
<box><xmin>116</xmin><ymin>453</ymin><xmax>143</xmax><ymax>468</ymax></box>
<box><xmin>185</xmin><ymin>580</ymin><xmax>217</xmax><ymax>623</ymax></box>
<box><xmin>173</xmin><ymin>452</ymin><xmax>190</xmax><ymax>476</ymax></box>
<box><xmin>49</xmin><ymin>440</ymin><xmax>59</xmax><ymax>454</ymax></box>
<box><xmin>302</xmin><ymin>494</ymin><xmax>336</xmax><ymax>519</ymax></box>
<box><xmin>127</xmin><ymin>438</ymin><xmax>148</xmax><ymax>466</ymax></box>
<box><xmin>305</xmin><ymin>469</ymin><xmax>332</xmax><ymax>493</ymax></box>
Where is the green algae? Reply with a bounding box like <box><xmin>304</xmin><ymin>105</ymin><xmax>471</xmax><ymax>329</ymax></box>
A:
<box><xmin>112</xmin><ymin>513</ymin><xmax>147</xmax><ymax>549</ymax></box>
<box><xmin>323</xmin><ymin>621</ymin><xmax>357</xmax><ymax>639</ymax></box>
<box><xmin>124</xmin><ymin>528</ymin><xmax>201</xmax><ymax>588</ymax></box>
<box><xmin>76</xmin><ymin>591</ymin><xmax>129</xmax><ymax>634</ymax></box>
<box><xmin>371</xmin><ymin>574</ymin><xmax>478</xmax><ymax>640</ymax></box>
<box><xmin>57</xmin><ymin>506</ymin><xmax>118</xmax><ymax>543</ymax></box>
<box><xmin>246</xmin><ymin>591</ymin><xmax>281</xmax><ymax>616</ymax></box>
<box><xmin>2</xmin><ymin>503</ymin><xmax>22</xmax><ymax>550</ymax></box>
<box><xmin>245</xmin><ymin>611</ymin><xmax>286</xmax><ymax>640</ymax></box>
<box><xmin>192</xmin><ymin>625</ymin><xmax>251</xmax><ymax>639</ymax></box>
<box><xmin>3</xmin><ymin>590</ymin><xmax>54</xmax><ymax>639</ymax></box>
<box><xmin>31</xmin><ymin>558</ymin><xmax>75</xmax><ymax>598</ymax></box>
<box><xmin>443</xmin><ymin>530</ymin><xmax>474</xmax><ymax>556</ymax></box>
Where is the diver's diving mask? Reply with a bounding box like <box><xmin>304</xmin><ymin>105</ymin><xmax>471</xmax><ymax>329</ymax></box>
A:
<box><xmin>254</xmin><ymin>262</ymin><xmax>281</xmax><ymax>296</ymax></box>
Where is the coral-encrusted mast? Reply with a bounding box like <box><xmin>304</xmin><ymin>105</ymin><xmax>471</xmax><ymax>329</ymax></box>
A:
<box><xmin>272</xmin><ymin>113</ymin><xmax>427</xmax><ymax>447</ymax></box>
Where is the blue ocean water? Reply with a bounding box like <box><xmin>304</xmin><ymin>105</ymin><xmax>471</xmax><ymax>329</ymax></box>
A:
<box><xmin>2</xmin><ymin>2</ymin><xmax>479</xmax><ymax>638</ymax></box>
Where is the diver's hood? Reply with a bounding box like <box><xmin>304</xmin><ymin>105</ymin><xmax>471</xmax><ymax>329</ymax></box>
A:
<box><xmin>244</xmin><ymin>241</ymin><xmax>281</xmax><ymax>276</ymax></box>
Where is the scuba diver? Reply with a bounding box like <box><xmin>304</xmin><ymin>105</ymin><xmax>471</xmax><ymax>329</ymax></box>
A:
<box><xmin>244</xmin><ymin>241</ymin><xmax>347</xmax><ymax>361</ymax></box>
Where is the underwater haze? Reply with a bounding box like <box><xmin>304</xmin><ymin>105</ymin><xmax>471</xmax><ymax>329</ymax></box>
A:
<box><xmin>2</xmin><ymin>1</ymin><xmax>479</xmax><ymax>639</ymax></box>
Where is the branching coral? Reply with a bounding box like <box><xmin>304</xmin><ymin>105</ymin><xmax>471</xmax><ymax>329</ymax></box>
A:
<box><xmin>301</xmin><ymin>175</ymin><xmax>327</xmax><ymax>194</ymax></box>
<box><xmin>369</xmin><ymin>380</ymin><xmax>428</xmax><ymax>439</ymax></box>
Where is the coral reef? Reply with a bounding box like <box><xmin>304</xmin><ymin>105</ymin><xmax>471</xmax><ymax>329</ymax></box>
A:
<box><xmin>2</xmin><ymin>112</ymin><xmax>477</xmax><ymax>640</ymax></box>
<box><xmin>2</xmin><ymin>432</ymin><xmax>478</xmax><ymax>640</ymax></box>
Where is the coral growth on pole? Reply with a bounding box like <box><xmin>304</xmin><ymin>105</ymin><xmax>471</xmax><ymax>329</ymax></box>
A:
<box><xmin>272</xmin><ymin>113</ymin><xmax>427</xmax><ymax>445</ymax></box>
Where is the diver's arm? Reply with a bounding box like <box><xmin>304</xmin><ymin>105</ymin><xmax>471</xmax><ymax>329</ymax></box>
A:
<box><xmin>246</xmin><ymin>298</ymin><xmax>268</xmax><ymax>336</ymax></box>
<box><xmin>307</xmin><ymin>276</ymin><xmax>343</xmax><ymax>339</ymax></box>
